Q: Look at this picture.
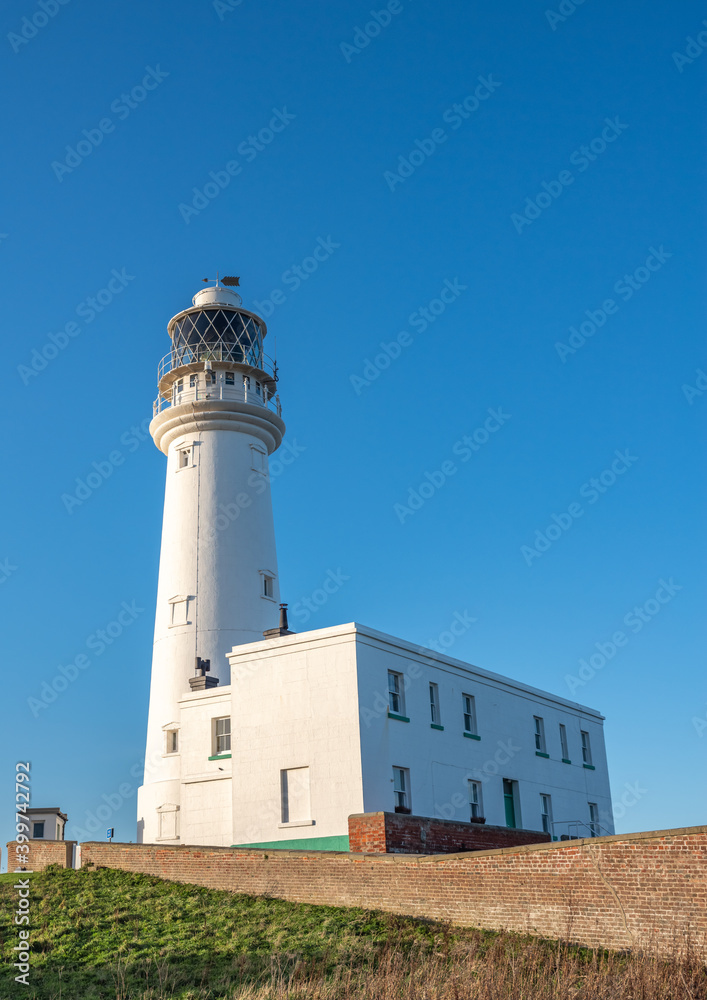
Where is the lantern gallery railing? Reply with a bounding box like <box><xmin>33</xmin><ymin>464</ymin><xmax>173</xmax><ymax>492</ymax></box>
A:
<box><xmin>157</xmin><ymin>347</ymin><xmax>278</xmax><ymax>384</ymax></box>
<box><xmin>153</xmin><ymin>368</ymin><xmax>282</xmax><ymax>417</ymax></box>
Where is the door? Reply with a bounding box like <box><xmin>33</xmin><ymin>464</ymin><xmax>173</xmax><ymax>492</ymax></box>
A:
<box><xmin>503</xmin><ymin>779</ymin><xmax>516</xmax><ymax>828</ymax></box>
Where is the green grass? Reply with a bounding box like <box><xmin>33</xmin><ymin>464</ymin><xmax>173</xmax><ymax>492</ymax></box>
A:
<box><xmin>0</xmin><ymin>865</ymin><xmax>704</xmax><ymax>999</ymax></box>
<box><xmin>0</xmin><ymin>865</ymin><xmax>485</xmax><ymax>999</ymax></box>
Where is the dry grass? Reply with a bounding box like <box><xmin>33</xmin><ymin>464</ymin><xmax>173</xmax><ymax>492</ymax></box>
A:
<box><xmin>107</xmin><ymin>936</ymin><xmax>707</xmax><ymax>1000</ymax></box>
<box><xmin>184</xmin><ymin>940</ymin><xmax>707</xmax><ymax>999</ymax></box>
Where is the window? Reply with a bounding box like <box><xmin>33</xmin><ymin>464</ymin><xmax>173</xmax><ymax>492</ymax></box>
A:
<box><xmin>214</xmin><ymin>717</ymin><xmax>231</xmax><ymax>755</ymax></box>
<box><xmin>388</xmin><ymin>671</ymin><xmax>405</xmax><ymax>716</ymax></box>
<box><xmin>243</xmin><ymin>376</ymin><xmax>251</xmax><ymax>390</ymax></box>
<box><xmin>468</xmin><ymin>780</ymin><xmax>483</xmax><ymax>820</ymax></box>
<box><xmin>251</xmin><ymin>446</ymin><xmax>267</xmax><ymax>474</ymax></box>
<box><xmin>588</xmin><ymin>802</ymin><xmax>599</xmax><ymax>837</ymax></box>
<box><xmin>540</xmin><ymin>793</ymin><xmax>553</xmax><ymax>834</ymax></box>
<box><xmin>429</xmin><ymin>683</ymin><xmax>441</xmax><ymax>725</ymax></box>
<box><xmin>462</xmin><ymin>694</ymin><xmax>477</xmax><ymax>734</ymax></box>
<box><xmin>157</xmin><ymin>804</ymin><xmax>179</xmax><ymax>840</ymax></box>
<box><xmin>503</xmin><ymin>779</ymin><xmax>519</xmax><ymax>829</ymax></box>
<box><xmin>166</xmin><ymin>729</ymin><xmax>179</xmax><ymax>754</ymax></box>
<box><xmin>189</xmin><ymin>374</ymin><xmax>197</xmax><ymax>387</ymax></box>
<box><xmin>225</xmin><ymin>371</ymin><xmax>235</xmax><ymax>385</ymax></box>
<box><xmin>581</xmin><ymin>730</ymin><xmax>593</xmax><ymax>766</ymax></box>
<box><xmin>559</xmin><ymin>723</ymin><xmax>569</xmax><ymax>761</ymax></box>
<box><xmin>206</xmin><ymin>370</ymin><xmax>216</xmax><ymax>385</ymax></box>
<box><xmin>534</xmin><ymin>716</ymin><xmax>546</xmax><ymax>753</ymax></box>
<box><xmin>32</xmin><ymin>822</ymin><xmax>44</xmax><ymax>839</ymax></box>
<box><xmin>255</xmin><ymin>380</ymin><xmax>262</xmax><ymax>395</ymax></box>
<box><xmin>168</xmin><ymin>596</ymin><xmax>191</xmax><ymax>627</ymax></box>
<box><xmin>393</xmin><ymin>766</ymin><xmax>410</xmax><ymax>813</ymax></box>
<box><xmin>262</xmin><ymin>574</ymin><xmax>274</xmax><ymax>599</ymax></box>
<box><xmin>280</xmin><ymin>767</ymin><xmax>311</xmax><ymax>823</ymax></box>
<box><xmin>176</xmin><ymin>379</ymin><xmax>183</xmax><ymax>393</ymax></box>
<box><xmin>178</xmin><ymin>448</ymin><xmax>191</xmax><ymax>469</ymax></box>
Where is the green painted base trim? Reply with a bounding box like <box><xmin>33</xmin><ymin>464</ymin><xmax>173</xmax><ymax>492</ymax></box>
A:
<box><xmin>388</xmin><ymin>713</ymin><xmax>410</xmax><ymax>723</ymax></box>
<box><xmin>231</xmin><ymin>835</ymin><xmax>350</xmax><ymax>852</ymax></box>
<box><xmin>430</xmin><ymin>723</ymin><xmax>444</xmax><ymax>731</ymax></box>
<box><xmin>562</xmin><ymin>758</ymin><xmax>572</xmax><ymax>764</ymax></box>
<box><xmin>583</xmin><ymin>763</ymin><xmax>596</xmax><ymax>770</ymax></box>
<box><xmin>208</xmin><ymin>754</ymin><xmax>232</xmax><ymax>760</ymax></box>
<box><xmin>535</xmin><ymin>751</ymin><xmax>550</xmax><ymax>758</ymax></box>
<box><xmin>463</xmin><ymin>732</ymin><xmax>481</xmax><ymax>740</ymax></box>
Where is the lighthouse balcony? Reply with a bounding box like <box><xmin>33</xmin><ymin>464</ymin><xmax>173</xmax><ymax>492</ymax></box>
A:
<box><xmin>154</xmin><ymin>352</ymin><xmax>281</xmax><ymax>417</ymax></box>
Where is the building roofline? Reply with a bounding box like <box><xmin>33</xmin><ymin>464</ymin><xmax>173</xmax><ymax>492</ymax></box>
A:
<box><xmin>25</xmin><ymin>808</ymin><xmax>67</xmax><ymax>821</ymax></box>
<box><xmin>226</xmin><ymin>621</ymin><xmax>605</xmax><ymax>719</ymax></box>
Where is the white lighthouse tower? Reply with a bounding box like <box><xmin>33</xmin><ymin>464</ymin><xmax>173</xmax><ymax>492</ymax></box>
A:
<box><xmin>137</xmin><ymin>279</ymin><xmax>285</xmax><ymax>844</ymax></box>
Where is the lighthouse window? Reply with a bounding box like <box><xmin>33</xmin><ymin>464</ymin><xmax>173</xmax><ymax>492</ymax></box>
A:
<box><xmin>168</xmin><ymin>595</ymin><xmax>191</xmax><ymax>627</ymax></box>
<box><xmin>176</xmin><ymin>379</ymin><xmax>183</xmax><ymax>393</ymax></box>
<box><xmin>206</xmin><ymin>370</ymin><xmax>216</xmax><ymax>385</ymax></box>
<box><xmin>189</xmin><ymin>374</ymin><xmax>197</xmax><ymax>387</ymax></box>
<box><xmin>178</xmin><ymin>448</ymin><xmax>191</xmax><ymax>469</ymax></box>
<box><xmin>251</xmin><ymin>446</ymin><xmax>267</xmax><ymax>474</ymax></box>
<box><xmin>225</xmin><ymin>371</ymin><xmax>235</xmax><ymax>385</ymax></box>
<box><xmin>255</xmin><ymin>380</ymin><xmax>262</xmax><ymax>395</ymax></box>
<box><xmin>263</xmin><ymin>575</ymin><xmax>274</xmax><ymax>598</ymax></box>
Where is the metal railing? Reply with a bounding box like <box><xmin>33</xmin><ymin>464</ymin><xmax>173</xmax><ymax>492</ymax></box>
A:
<box><xmin>153</xmin><ymin>375</ymin><xmax>282</xmax><ymax>417</ymax></box>
<box><xmin>550</xmin><ymin>819</ymin><xmax>612</xmax><ymax>840</ymax></box>
<box><xmin>157</xmin><ymin>348</ymin><xmax>278</xmax><ymax>384</ymax></box>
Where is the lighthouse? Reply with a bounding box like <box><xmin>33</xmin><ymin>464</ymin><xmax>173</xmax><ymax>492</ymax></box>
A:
<box><xmin>137</xmin><ymin>279</ymin><xmax>285</xmax><ymax>844</ymax></box>
<box><xmin>135</xmin><ymin>280</ymin><xmax>614</xmax><ymax>851</ymax></box>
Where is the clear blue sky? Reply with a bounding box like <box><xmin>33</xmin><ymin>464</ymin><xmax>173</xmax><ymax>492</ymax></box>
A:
<box><xmin>2</xmin><ymin>0</ymin><xmax>705</xmax><ymax>861</ymax></box>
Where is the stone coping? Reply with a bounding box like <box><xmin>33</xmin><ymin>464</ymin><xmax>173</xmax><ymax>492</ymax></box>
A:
<box><xmin>80</xmin><ymin>824</ymin><xmax>707</xmax><ymax>865</ymax></box>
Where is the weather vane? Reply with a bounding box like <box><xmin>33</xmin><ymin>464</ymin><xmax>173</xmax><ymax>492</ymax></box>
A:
<box><xmin>202</xmin><ymin>272</ymin><xmax>240</xmax><ymax>287</ymax></box>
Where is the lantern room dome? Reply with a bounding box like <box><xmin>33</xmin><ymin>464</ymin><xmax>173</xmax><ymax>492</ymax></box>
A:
<box><xmin>191</xmin><ymin>284</ymin><xmax>242</xmax><ymax>309</ymax></box>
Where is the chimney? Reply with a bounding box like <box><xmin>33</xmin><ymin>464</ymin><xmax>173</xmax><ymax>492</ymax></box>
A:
<box><xmin>263</xmin><ymin>603</ymin><xmax>296</xmax><ymax>639</ymax></box>
<box><xmin>188</xmin><ymin>656</ymin><xmax>220</xmax><ymax>691</ymax></box>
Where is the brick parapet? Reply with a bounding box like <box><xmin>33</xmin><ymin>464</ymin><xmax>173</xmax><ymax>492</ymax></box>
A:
<box><xmin>6</xmin><ymin>840</ymin><xmax>76</xmax><ymax>871</ymax></box>
<box><xmin>79</xmin><ymin>825</ymin><xmax>707</xmax><ymax>960</ymax></box>
<box><xmin>348</xmin><ymin>811</ymin><xmax>550</xmax><ymax>854</ymax></box>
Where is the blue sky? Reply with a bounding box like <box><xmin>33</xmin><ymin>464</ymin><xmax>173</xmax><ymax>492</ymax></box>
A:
<box><xmin>1</xmin><ymin>0</ymin><xmax>705</xmax><ymax>860</ymax></box>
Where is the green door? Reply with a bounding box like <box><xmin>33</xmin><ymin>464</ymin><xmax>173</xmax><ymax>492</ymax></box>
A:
<box><xmin>503</xmin><ymin>779</ymin><xmax>516</xmax><ymax>828</ymax></box>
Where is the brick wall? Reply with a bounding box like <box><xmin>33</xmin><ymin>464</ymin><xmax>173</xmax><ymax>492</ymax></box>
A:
<box><xmin>80</xmin><ymin>825</ymin><xmax>707</xmax><ymax>959</ymax></box>
<box><xmin>348</xmin><ymin>811</ymin><xmax>550</xmax><ymax>854</ymax></box>
<box><xmin>6</xmin><ymin>840</ymin><xmax>76</xmax><ymax>871</ymax></box>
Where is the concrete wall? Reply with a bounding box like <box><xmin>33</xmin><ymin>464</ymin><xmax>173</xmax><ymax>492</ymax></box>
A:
<box><xmin>227</xmin><ymin>630</ymin><xmax>364</xmax><ymax>847</ymax></box>
<box><xmin>353</xmin><ymin>625</ymin><xmax>613</xmax><ymax>834</ymax></box>
<box><xmin>80</xmin><ymin>825</ymin><xmax>707</xmax><ymax>960</ymax></box>
<box><xmin>178</xmin><ymin>686</ymin><xmax>233</xmax><ymax>846</ymax></box>
<box><xmin>6</xmin><ymin>840</ymin><xmax>76</xmax><ymax>871</ymax></box>
<box><xmin>348</xmin><ymin>811</ymin><xmax>551</xmax><ymax>854</ymax></box>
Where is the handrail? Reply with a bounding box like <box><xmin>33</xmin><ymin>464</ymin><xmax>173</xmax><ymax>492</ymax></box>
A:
<box><xmin>152</xmin><ymin>378</ymin><xmax>282</xmax><ymax>418</ymax></box>
<box><xmin>551</xmin><ymin>818</ymin><xmax>612</xmax><ymax>839</ymax></box>
<box><xmin>157</xmin><ymin>348</ymin><xmax>278</xmax><ymax>384</ymax></box>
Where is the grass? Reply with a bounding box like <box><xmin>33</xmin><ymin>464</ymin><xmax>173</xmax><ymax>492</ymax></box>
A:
<box><xmin>0</xmin><ymin>865</ymin><xmax>704</xmax><ymax>999</ymax></box>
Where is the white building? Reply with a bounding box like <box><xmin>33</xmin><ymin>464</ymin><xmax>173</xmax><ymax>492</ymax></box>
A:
<box><xmin>137</xmin><ymin>281</ymin><xmax>614</xmax><ymax>850</ymax></box>
<box><xmin>25</xmin><ymin>808</ymin><xmax>67</xmax><ymax>841</ymax></box>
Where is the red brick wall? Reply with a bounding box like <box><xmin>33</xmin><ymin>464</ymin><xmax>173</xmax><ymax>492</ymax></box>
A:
<box><xmin>6</xmin><ymin>840</ymin><xmax>76</xmax><ymax>871</ymax></box>
<box><xmin>80</xmin><ymin>825</ymin><xmax>707</xmax><ymax>959</ymax></box>
<box><xmin>348</xmin><ymin>811</ymin><xmax>550</xmax><ymax>854</ymax></box>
